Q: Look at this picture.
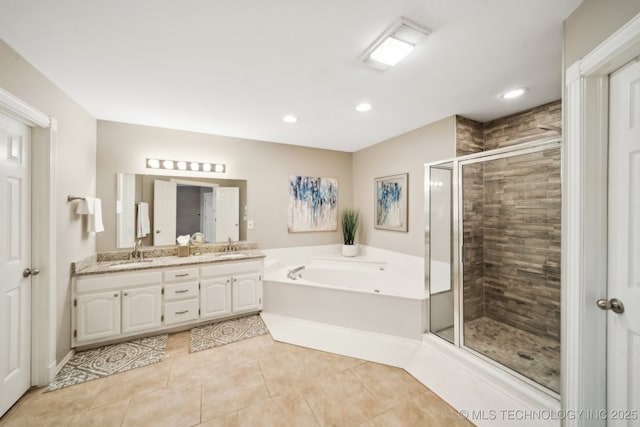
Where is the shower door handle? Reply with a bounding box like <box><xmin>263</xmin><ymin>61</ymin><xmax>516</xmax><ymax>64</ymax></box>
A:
<box><xmin>596</xmin><ymin>298</ymin><xmax>625</xmax><ymax>314</ymax></box>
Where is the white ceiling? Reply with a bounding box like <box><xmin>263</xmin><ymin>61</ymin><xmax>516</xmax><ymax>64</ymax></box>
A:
<box><xmin>0</xmin><ymin>0</ymin><xmax>581</xmax><ymax>152</ymax></box>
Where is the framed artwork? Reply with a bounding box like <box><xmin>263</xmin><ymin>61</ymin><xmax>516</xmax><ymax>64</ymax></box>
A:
<box><xmin>288</xmin><ymin>175</ymin><xmax>338</xmax><ymax>232</ymax></box>
<box><xmin>374</xmin><ymin>173</ymin><xmax>408</xmax><ymax>232</ymax></box>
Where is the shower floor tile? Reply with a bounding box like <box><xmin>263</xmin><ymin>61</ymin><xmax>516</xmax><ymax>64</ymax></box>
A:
<box><xmin>464</xmin><ymin>317</ymin><xmax>560</xmax><ymax>394</ymax></box>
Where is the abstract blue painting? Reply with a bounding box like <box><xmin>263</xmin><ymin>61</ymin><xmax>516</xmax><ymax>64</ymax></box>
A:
<box><xmin>375</xmin><ymin>173</ymin><xmax>408</xmax><ymax>232</ymax></box>
<box><xmin>288</xmin><ymin>176</ymin><xmax>338</xmax><ymax>232</ymax></box>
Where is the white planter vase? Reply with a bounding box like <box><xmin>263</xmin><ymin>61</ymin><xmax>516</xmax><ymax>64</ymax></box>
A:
<box><xmin>342</xmin><ymin>244</ymin><xmax>359</xmax><ymax>257</ymax></box>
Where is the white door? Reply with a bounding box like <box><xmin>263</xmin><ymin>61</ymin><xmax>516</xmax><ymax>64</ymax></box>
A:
<box><xmin>122</xmin><ymin>286</ymin><xmax>162</xmax><ymax>334</ymax></box>
<box><xmin>0</xmin><ymin>113</ymin><xmax>31</xmax><ymax>416</ymax></box>
<box><xmin>75</xmin><ymin>291</ymin><xmax>121</xmax><ymax>344</ymax></box>
<box><xmin>232</xmin><ymin>273</ymin><xmax>262</xmax><ymax>313</ymax></box>
<box><xmin>153</xmin><ymin>180</ymin><xmax>177</xmax><ymax>246</ymax></box>
<box><xmin>608</xmin><ymin>57</ymin><xmax>640</xmax><ymax>423</ymax></box>
<box><xmin>200</xmin><ymin>277</ymin><xmax>232</xmax><ymax>319</ymax></box>
<box><xmin>203</xmin><ymin>192</ymin><xmax>215</xmax><ymax>243</ymax></box>
<box><xmin>215</xmin><ymin>187</ymin><xmax>239</xmax><ymax>242</ymax></box>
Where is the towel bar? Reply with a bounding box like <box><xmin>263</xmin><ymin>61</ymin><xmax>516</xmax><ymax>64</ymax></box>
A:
<box><xmin>67</xmin><ymin>195</ymin><xmax>86</xmax><ymax>202</ymax></box>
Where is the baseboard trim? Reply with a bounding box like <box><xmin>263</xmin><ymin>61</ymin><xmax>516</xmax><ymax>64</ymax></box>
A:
<box><xmin>55</xmin><ymin>349</ymin><xmax>74</xmax><ymax>376</ymax></box>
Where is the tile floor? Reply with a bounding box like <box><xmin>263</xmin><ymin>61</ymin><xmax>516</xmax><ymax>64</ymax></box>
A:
<box><xmin>0</xmin><ymin>331</ymin><xmax>472</xmax><ymax>427</ymax></box>
<box><xmin>464</xmin><ymin>317</ymin><xmax>560</xmax><ymax>394</ymax></box>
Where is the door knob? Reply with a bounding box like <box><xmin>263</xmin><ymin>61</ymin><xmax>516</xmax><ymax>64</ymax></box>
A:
<box><xmin>23</xmin><ymin>268</ymin><xmax>40</xmax><ymax>278</ymax></box>
<box><xmin>596</xmin><ymin>298</ymin><xmax>625</xmax><ymax>314</ymax></box>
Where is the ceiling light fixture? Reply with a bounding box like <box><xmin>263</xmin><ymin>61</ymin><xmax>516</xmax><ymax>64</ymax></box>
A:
<box><xmin>146</xmin><ymin>158</ymin><xmax>225</xmax><ymax>173</ymax></box>
<box><xmin>362</xmin><ymin>17</ymin><xmax>431</xmax><ymax>71</ymax></box>
<box><xmin>499</xmin><ymin>87</ymin><xmax>528</xmax><ymax>99</ymax></box>
<box><xmin>356</xmin><ymin>103</ymin><xmax>372</xmax><ymax>112</ymax></box>
<box><xmin>282</xmin><ymin>114</ymin><xmax>298</xmax><ymax>124</ymax></box>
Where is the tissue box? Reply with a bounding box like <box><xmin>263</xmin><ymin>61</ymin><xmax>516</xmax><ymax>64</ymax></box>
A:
<box><xmin>177</xmin><ymin>245</ymin><xmax>189</xmax><ymax>257</ymax></box>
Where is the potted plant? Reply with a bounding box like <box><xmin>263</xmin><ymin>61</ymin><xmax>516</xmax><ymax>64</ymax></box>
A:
<box><xmin>341</xmin><ymin>208</ymin><xmax>360</xmax><ymax>257</ymax></box>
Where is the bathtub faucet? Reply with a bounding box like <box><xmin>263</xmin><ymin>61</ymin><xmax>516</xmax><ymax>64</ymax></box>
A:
<box><xmin>286</xmin><ymin>265</ymin><xmax>305</xmax><ymax>280</ymax></box>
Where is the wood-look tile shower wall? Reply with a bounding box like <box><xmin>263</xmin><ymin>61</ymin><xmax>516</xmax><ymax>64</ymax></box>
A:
<box><xmin>455</xmin><ymin>100</ymin><xmax>561</xmax><ymax>340</ymax></box>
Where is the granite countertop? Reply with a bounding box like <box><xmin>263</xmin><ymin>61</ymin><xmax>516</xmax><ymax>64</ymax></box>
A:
<box><xmin>73</xmin><ymin>250</ymin><xmax>266</xmax><ymax>276</ymax></box>
<box><xmin>72</xmin><ymin>241</ymin><xmax>265</xmax><ymax>276</ymax></box>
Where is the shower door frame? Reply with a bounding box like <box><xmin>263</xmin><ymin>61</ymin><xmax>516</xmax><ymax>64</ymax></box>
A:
<box><xmin>425</xmin><ymin>138</ymin><xmax>562</xmax><ymax>398</ymax></box>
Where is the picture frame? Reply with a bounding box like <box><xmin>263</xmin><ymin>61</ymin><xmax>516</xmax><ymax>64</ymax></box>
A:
<box><xmin>288</xmin><ymin>175</ymin><xmax>338</xmax><ymax>232</ymax></box>
<box><xmin>374</xmin><ymin>173</ymin><xmax>408</xmax><ymax>232</ymax></box>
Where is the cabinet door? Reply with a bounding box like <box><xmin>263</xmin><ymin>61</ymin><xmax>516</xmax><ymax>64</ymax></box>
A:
<box><xmin>122</xmin><ymin>285</ymin><xmax>162</xmax><ymax>334</ymax></box>
<box><xmin>76</xmin><ymin>291</ymin><xmax>121</xmax><ymax>343</ymax></box>
<box><xmin>232</xmin><ymin>273</ymin><xmax>262</xmax><ymax>313</ymax></box>
<box><xmin>200</xmin><ymin>277</ymin><xmax>232</xmax><ymax>319</ymax></box>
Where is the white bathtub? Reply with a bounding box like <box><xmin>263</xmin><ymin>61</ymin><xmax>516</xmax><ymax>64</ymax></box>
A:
<box><xmin>262</xmin><ymin>245</ymin><xmax>427</xmax><ymax>340</ymax></box>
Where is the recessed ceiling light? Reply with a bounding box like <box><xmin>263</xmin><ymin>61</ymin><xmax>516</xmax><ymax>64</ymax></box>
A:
<box><xmin>283</xmin><ymin>115</ymin><xmax>298</xmax><ymax>124</ymax></box>
<box><xmin>500</xmin><ymin>88</ymin><xmax>528</xmax><ymax>99</ymax></box>
<box><xmin>356</xmin><ymin>103</ymin><xmax>372</xmax><ymax>112</ymax></box>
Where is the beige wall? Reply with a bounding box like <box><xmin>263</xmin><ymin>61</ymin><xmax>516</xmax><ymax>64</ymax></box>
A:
<box><xmin>96</xmin><ymin>121</ymin><xmax>353</xmax><ymax>251</ymax></box>
<box><xmin>0</xmin><ymin>39</ymin><xmax>97</xmax><ymax>362</ymax></box>
<box><xmin>564</xmin><ymin>0</ymin><xmax>640</xmax><ymax>66</ymax></box>
<box><xmin>352</xmin><ymin>116</ymin><xmax>456</xmax><ymax>257</ymax></box>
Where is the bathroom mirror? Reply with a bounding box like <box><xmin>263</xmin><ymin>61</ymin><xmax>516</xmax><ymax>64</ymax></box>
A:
<box><xmin>116</xmin><ymin>173</ymin><xmax>247</xmax><ymax>248</ymax></box>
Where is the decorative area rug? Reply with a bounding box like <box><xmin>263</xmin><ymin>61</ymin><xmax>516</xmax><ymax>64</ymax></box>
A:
<box><xmin>190</xmin><ymin>314</ymin><xmax>269</xmax><ymax>353</ymax></box>
<box><xmin>47</xmin><ymin>334</ymin><xmax>167</xmax><ymax>392</ymax></box>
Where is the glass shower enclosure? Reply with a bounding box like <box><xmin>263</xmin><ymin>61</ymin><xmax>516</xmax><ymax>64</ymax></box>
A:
<box><xmin>425</xmin><ymin>139</ymin><xmax>561</xmax><ymax>395</ymax></box>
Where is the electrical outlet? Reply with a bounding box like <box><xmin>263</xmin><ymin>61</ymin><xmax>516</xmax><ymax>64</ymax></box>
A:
<box><xmin>247</xmin><ymin>220</ymin><xmax>254</xmax><ymax>229</ymax></box>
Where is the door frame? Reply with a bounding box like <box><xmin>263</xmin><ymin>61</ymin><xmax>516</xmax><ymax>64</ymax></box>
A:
<box><xmin>0</xmin><ymin>88</ymin><xmax>57</xmax><ymax>386</ymax></box>
<box><xmin>563</xmin><ymin>13</ymin><xmax>640</xmax><ymax>425</ymax></box>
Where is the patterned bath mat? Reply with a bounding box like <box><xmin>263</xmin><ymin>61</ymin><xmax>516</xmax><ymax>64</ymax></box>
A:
<box><xmin>190</xmin><ymin>314</ymin><xmax>269</xmax><ymax>353</ymax></box>
<box><xmin>47</xmin><ymin>334</ymin><xmax>167</xmax><ymax>392</ymax></box>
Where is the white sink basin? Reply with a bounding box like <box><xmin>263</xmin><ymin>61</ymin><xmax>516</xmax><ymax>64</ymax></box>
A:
<box><xmin>217</xmin><ymin>253</ymin><xmax>248</xmax><ymax>260</ymax></box>
<box><xmin>108</xmin><ymin>259</ymin><xmax>155</xmax><ymax>269</ymax></box>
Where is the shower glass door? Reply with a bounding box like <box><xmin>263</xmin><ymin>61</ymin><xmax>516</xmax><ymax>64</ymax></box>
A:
<box><xmin>459</xmin><ymin>146</ymin><xmax>561</xmax><ymax>394</ymax></box>
<box><xmin>427</xmin><ymin>162</ymin><xmax>455</xmax><ymax>343</ymax></box>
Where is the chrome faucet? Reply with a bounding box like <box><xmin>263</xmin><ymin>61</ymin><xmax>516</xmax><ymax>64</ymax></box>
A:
<box><xmin>225</xmin><ymin>237</ymin><xmax>236</xmax><ymax>252</ymax></box>
<box><xmin>131</xmin><ymin>239</ymin><xmax>144</xmax><ymax>260</ymax></box>
<box><xmin>287</xmin><ymin>265</ymin><xmax>305</xmax><ymax>280</ymax></box>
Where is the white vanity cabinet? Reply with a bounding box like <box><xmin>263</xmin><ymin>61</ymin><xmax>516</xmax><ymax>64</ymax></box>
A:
<box><xmin>72</xmin><ymin>257</ymin><xmax>263</xmax><ymax>348</ymax></box>
<box><xmin>200</xmin><ymin>261</ymin><xmax>263</xmax><ymax>319</ymax></box>
<box><xmin>232</xmin><ymin>273</ymin><xmax>262</xmax><ymax>313</ymax></box>
<box><xmin>200</xmin><ymin>277</ymin><xmax>232</xmax><ymax>320</ymax></box>
<box><xmin>73</xmin><ymin>270</ymin><xmax>163</xmax><ymax>346</ymax></box>
<box><xmin>75</xmin><ymin>291</ymin><xmax>121</xmax><ymax>343</ymax></box>
<box><xmin>122</xmin><ymin>286</ymin><xmax>163</xmax><ymax>333</ymax></box>
<box><xmin>163</xmin><ymin>267</ymin><xmax>200</xmax><ymax>325</ymax></box>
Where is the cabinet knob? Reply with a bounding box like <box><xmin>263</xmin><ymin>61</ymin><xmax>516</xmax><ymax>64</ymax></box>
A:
<box><xmin>114</xmin><ymin>293</ymin><xmax>118</xmax><ymax>297</ymax></box>
<box><xmin>124</xmin><ymin>292</ymin><xmax>128</xmax><ymax>296</ymax></box>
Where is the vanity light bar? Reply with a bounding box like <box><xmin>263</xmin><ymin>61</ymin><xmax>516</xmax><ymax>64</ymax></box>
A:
<box><xmin>146</xmin><ymin>158</ymin><xmax>226</xmax><ymax>173</ymax></box>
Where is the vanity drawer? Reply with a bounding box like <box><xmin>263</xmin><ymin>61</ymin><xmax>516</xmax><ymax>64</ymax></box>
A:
<box><xmin>164</xmin><ymin>299</ymin><xmax>199</xmax><ymax>325</ymax></box>
<box><xmin>164</xmin><ymin>281</ymin><xmax>199</xmax><ymax>301</ymax></box>
<box><xmin>164</xmin><ymin>268</ymin><xmax>198</xmax><ymax>282</ymax></box>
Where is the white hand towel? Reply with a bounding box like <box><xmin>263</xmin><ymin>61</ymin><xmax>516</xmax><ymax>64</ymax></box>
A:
<box><xmin>137</xmin><ymin>202</ymin><xmax>150</xmax><ymax>238</ymax></box>
<box><xmin>89</xmin><ymin>198</ymin><xmax>104</xmax><ymax>235</ymax></box>
<box><xmin>75</xmin><ymin>198</ymin><xmax>94</xmax><ymax>215</ymax></box>
<box><xmin>77</xmin><ymin>197</ymin><xmax>104</xmax><ymax>235</ymax></box>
